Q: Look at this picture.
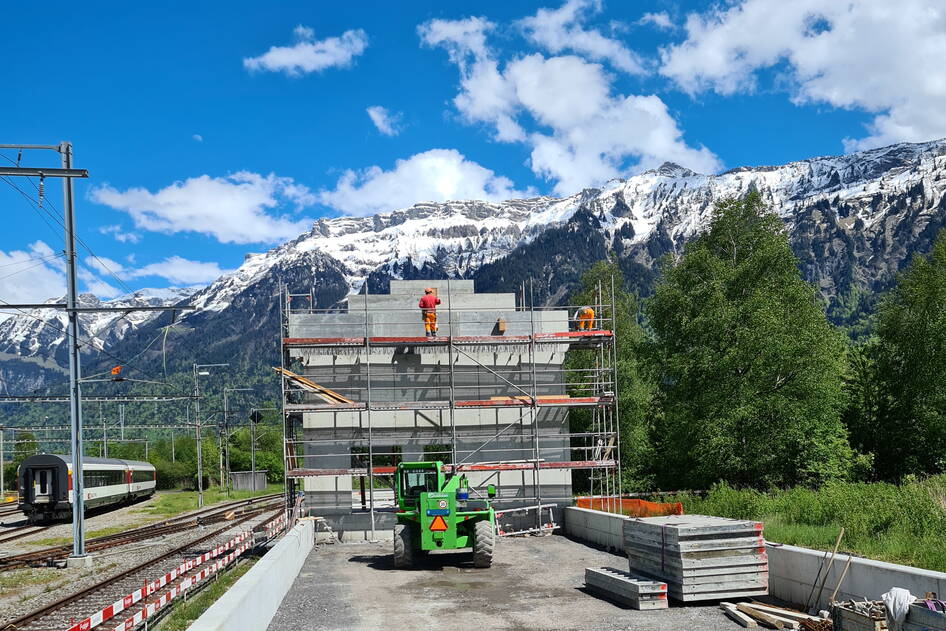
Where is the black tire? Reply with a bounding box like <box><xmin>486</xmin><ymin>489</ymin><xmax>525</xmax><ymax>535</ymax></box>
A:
<box><xmin>473</xmin><ymin>520</ymin><xmax>495</xmax><ymax>568</ymax></box>
<box><xmin>393</xmin><ymin>523</ymin><xmax>414</xmax><ymax>569</ymax></box>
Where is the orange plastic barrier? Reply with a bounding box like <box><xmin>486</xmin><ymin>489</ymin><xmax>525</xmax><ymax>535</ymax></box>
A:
<box><xmin>574</xmin><ymin>496</ymin><xmax>684</xmax><ymax>517</ymax></box>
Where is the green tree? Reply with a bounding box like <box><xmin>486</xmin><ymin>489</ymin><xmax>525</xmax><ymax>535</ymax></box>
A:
<box><xmin>566</xmin><ymin>261</ymin><xmax>657</xmax><ymax>490</ymax></box>
<box><xmin>4</xmin><ymin>431</ymin><xmax>39</xmax><ymax>490</ymax></box>
<box><xmin>645</xmin><ymin>193</ymin><xmax>853</xmax><ymax>489</ymax></box>
<box><xmin>869</xmin><ymin>231</ymin><xmax>946</xmax><ymax>479</ymax></box>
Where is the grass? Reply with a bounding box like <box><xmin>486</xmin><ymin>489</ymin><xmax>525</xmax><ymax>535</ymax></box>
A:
<box><xmin>663</xmin><ymin>475</ymin><xmax>946</xmax><ymax>572</ymax></box>
<box><xmin>158</xmin><ymin>560</ymin><xmax>255</xmax><ymax>631</ymax></box>
<box><xmin>0</xmin><ymin>567</ymin><xmax>63</xmax><ymax>593</ymax></box>
<box><xmin>142</xmin><ymin>484</ymin><xmax>284</xmax><ymax>518</ymax></box>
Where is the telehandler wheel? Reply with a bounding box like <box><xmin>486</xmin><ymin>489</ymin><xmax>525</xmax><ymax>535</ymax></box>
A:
<box><xmin>393</xmin><ymin>523</ymin><xmax>414</xmax><ymax>568</ymax></box>
<box><xmin>473</xmin><ymin>520</ymin><xmax>495</xmax><ymax>568</ymax></box>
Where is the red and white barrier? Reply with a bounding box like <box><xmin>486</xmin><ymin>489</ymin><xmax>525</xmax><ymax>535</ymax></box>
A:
<box><xmin>66</xmin><ymin>530</ymin><xmax>253</xmax><ymax>631</ymax></box>
<box><xmin>257</xmin><ymin>513</ymin><xmax>287</xmax><ymax>538</ymax></box>
<box><xmin>109</xmin><ymin>540</ymin><xmax>253</xmax><ymax>631</ymax></box>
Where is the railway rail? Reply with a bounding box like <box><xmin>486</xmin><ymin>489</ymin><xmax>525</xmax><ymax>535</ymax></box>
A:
<box><xmin>5</xmin><ymin>508</ymin><xmax>284</xmax><ymax>631</ymax></box>
<box><xmin>0</xmin><ymin>524</ymin><xmax>50</xmax><ymax>545</ymax></box>
<box><xmin>0</xmin><ymin>493</ymin><xmax>283</xmax><ymax>571</ymax></box>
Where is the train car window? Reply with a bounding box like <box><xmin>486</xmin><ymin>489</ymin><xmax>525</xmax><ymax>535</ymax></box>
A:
<box><xmin>83</xmin><ymin>470</ymin><xmax>126</xmax><ymax>487</ymax></box>
<box><xmin>39</xmin><ymin>471</ymin><xmax>48</xmax><ymax>494</ymax></box>
<box><xmin>132</xmin><ymin>470</ymin><xmax>153</xmax><ymax>483</ymax></box>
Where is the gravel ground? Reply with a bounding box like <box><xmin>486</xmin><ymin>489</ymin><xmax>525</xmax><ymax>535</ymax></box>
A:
<box><xmin>0</xmin><ymin>492</ymin><xmax>268</xmax><ymax>624</ymax></box>
<box><xmin>0</xmin><ymin>493</ymin><xmax>167</xmax><ymax>553</ymax></box>
<box><xmin>269</xmin><ymin>534</ymin><xmax>733</xmax><ymax>631</ymax></box>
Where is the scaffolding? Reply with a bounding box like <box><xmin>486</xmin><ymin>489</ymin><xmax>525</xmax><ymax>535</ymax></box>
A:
<box><xmin>278</xmin><ymin>279</ymin><xmax>621</xmax><ymax>538</ymax></box>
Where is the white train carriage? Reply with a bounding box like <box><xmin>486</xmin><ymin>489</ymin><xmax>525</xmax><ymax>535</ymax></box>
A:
<box><xmin>18</xmin><ymin>454</ymin><xmax>156</xmax><ymax>523</ymax></box>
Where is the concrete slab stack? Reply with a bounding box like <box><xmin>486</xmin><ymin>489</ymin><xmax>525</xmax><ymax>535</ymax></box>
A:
<box><xmin>622</xmin><ymin>514</ymin><xmax>768</xmax><ymax>602</ymax></box>
<box><xmin>584</xmin><ymin>567</ymin><xmax>668</xmax><ymax>610</ymax></box>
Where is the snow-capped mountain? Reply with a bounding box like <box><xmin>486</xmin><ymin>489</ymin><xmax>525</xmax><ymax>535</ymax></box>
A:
<box><xmin>4</xmin><ymin>138</ymin><xmax>946</xmax><ymax>391</ymax></box>
<box><xmin>0</xmin><ymin>287</ymin><xmax>197</xmax><ymax>365</ymax></box>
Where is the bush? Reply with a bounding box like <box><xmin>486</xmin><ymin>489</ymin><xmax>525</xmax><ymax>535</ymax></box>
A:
<box><xmin>669</xmin><ymin>476</ymin><xmax>946</xmax><ymax>571</ymax></box>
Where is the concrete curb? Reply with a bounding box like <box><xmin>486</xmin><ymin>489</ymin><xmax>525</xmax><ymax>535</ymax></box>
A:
<box><xmin>189</xmin><ymin>519</ymin><xmax>314</xmax><ymax>631</ymax></box>
<box><xmin>564</xmin><ymin>507</ymin><xmax>946</xmax><ymax>609</ymax></box>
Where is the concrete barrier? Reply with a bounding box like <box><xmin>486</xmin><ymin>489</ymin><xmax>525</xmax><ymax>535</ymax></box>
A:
<box><xmin>190</xmin><ymin>519</ymin><xmax>314</xmax><ymax>631</ymax></box>
<box><xmin>564</xmin><ymin>507</ymin><xmax>946</xmax><ymax>609</ymax></box>
<box><xmin>767</xmin><ymin>543</ymin><xmax>946</xmax><ymax>610</ymax></box>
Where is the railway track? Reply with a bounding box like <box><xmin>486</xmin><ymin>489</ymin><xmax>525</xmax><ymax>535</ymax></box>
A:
<box><xmin>0</xmin><ymin>525</ymin><xmax>50</xmax><ymax>545</ymax></box>
<box><xmin>4</xmin><ymin>508</ymin><xmax>284</xmax><ymax>631</ymax></box>
<box><xmin>0</xmin><ymin>494</ymin><xmax>283</xmax><ymax>571</ymax></box>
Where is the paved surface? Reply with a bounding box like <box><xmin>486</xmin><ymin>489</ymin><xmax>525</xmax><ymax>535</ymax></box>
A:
<box><xmin>269</xmin><ymin>535</ymin><xmax>732</xmax><ymax>630</ymax></box>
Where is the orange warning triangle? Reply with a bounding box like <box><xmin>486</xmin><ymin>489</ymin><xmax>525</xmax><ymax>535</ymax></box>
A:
<box><xmin>429</xmin><ymin>515</ymin><xmax>448</xmax><ymax>531</ymax></box>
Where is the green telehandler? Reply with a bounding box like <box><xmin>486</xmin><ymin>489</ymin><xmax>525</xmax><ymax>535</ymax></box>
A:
<box><xmin>392</xmin><ymin>461</ymin><xmax>496</xmax><ymax>569</ymax></box>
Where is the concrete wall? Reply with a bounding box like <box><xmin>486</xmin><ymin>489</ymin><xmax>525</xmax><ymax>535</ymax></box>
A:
<box><xmin>229</xmin><ymin>471</ymin><xmax>267</xmax><ymax>492</ymax></box>
<box><xmin>563</xmin><ymin>507</ymin><xmax>946</xmax><ymax>609</ymax></box>
<box><xmin>767</xmin><ymin>543</ymin><xmax>946</xmax><ymax>610</ymax></box>
<box><xmin>190</xmin><ymin>519</ymin><xmax>314</xmax><ymax>631</ymax></box>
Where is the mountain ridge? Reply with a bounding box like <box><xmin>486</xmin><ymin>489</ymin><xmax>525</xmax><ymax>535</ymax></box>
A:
<box><xmin>4</xmin><ymin>138</ymin><xmax>946</xmax><ymax>392</ymax></box>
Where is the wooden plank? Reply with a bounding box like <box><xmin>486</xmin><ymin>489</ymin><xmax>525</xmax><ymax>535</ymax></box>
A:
<box><xmin>747</xmin><ymin>603</ymin><xmax>822</xmax><ymax>622</ymax></box>
<box><xmin>744</xmin><ymin>608</ymin><xmax>800</xmax><ymax>630</ymax></box>
<box><xmin>738</xmin><ymin>603</ymin><xmax>784</xmax><ymax>629</ymax></box>
<box><xmin>273</xmin><ymin>366</ymin><xmax>354</xmax><ymax>404</ymax></box>
<box><xmin>721</xmin><ymin>603</ymin><xmax>759</xmax><ymax>628</ymax></box>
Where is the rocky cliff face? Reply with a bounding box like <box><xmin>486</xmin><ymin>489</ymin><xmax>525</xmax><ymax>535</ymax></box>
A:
<box><xmin>3</xmin><ymin>139</ymin><xmax>945</xmax><ymax>389</ymax></box>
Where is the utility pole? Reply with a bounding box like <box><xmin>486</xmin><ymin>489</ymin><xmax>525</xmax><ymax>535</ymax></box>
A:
<box><xmin>61</xmin><ymin>142</ymin><xmax>86</xmax><ymax>562</ymax></box>
<box><xmin>0</xmin><ymin>142</ymin><xmax>194</xmax><ymax>562</ymax></box>
<box><xmin>1</xmin><ymin>428</ymin><xmax>5</xmax><ymax>496</ymax></box>
<box><xmin>223</xmin><ymin>388</ymin><xmax>251</xmax><ymax>493</ymax></box>
<box><xmin>193</xmin><ymin>363</ymin><xmax>227</xmax><ymax>507</ymax></box>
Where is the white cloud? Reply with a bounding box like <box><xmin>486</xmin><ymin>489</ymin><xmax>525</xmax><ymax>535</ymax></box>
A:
<box><xmin>518</xmin><ymin>0</ymin><xmax>646</xmax><ymax>74</ymax></box>
<box><xmin>83</xmin><ymin>254</ymin><xmax>227</xmax><ymax>287</ymax></box>
<box><xmin>192</xmin><ymin>134</ymin><xmax>203</xmax><ymax>143</ymax></box>
<box><xmin>660</xmin><ymin>0</ymin><xmax>946</xmax><ymax>151</ymax></box>
<box><xmin>84</xmin><ymin>255</ymin><xmax>126</xmax><ymax>276</ymax></box>
<box><xmin>366</xmin><ymin>106</ymin><xmax>402</xmax><ymax>136</ymax></box>
<box><xmin>0</xmin><ymin>241</ymin><xmax>65</xmax><ymax>317</ymax></box>
<box><xmin>128</xmin><ymin>256</ymin><xmax>230</xmax><ymax>285</ymax></box>
<box><xmin>244</xmin><ymin>25</ymin><xmax>368</xmax><ymax>76</ymax></box>
<box><xmin>420</xmin><ymin>17</ymin><xmax>721</xmax><ymax>194</ymax></box>
<box><xmin>318</xmin><ymin>148</ymin><xmax>533</xmax><ymax>216</ymax></box>
<box><xmin>98</xmin><ymin>225</ymin><xmax>141</xmax><ymax>244</ymax></box>
<box><xmin>77</xmin><ymin>267</ymin><xmax>121</xmax><ymax>299</ymax></box>
<box><xmin>419</xmin><ymin>17</ymin><xmax>526</xmax><ymax>143</ymax></box>
<box><xmin>91</xmin><ymin>172</ymin><xmax>315</xmax><ymax>244</ymax></box>
<box><xmin>638</xmin><ymin>12</ymin><xmax>673</xmax><ymax>30</ymax></box>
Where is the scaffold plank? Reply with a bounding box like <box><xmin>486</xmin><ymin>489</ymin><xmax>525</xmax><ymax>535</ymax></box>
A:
<box><xmin>281</xmin><ymin>330</ymin><xmax>613</xmax><ymax>348</ymax></box>
<box><xmin>283</xmin><ymin>395</ymin><xmax>610</xmax><ymax>413</ymax></box>
<box><xmin>285</xmin><ymin>459</ymin><xmax>617</xmax><ymax>477</ymax></box>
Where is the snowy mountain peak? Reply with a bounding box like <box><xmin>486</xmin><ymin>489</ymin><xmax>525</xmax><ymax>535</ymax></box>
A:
<box><xmin>4</xmin><ymin>138</ymin><xmax>946</xmax><ymax>387</ymax></box>
<box><xmin>0</xmin><ymin>286</ymin><xmax>199</xmax><ymax>362</ymax></box>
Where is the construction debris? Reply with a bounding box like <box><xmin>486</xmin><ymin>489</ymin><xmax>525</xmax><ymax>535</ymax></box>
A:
<box><xmin>622</xmin><ymin>514</ymin><xmax>769</xmax><ymax>602</ymax></box>
<box><xmin>584</xmin><ymin>567</ymin><xmax>668</xmax><ymax>610</ymax></box>
<box><xmin>720</xmin><ymin>602</ymin><xmax>833</xmax><ymax>630</ymax></box>
<box><xmin>831</xmin><ymin>600</ymin><xmax>887</xmax><ymax>631</ymax></box>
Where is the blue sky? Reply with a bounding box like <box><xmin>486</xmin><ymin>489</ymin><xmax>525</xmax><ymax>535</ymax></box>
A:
<box><xmin>0</xmin><ymin>0</ymin><xmax>940</xmax><ymax>303</ymax></box>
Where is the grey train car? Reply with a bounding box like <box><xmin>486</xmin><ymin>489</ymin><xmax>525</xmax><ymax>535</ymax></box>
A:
<box><xmin>18</xmin><ymin>454</ymin><xmax>156</xmax><ymax>523</ymax></box>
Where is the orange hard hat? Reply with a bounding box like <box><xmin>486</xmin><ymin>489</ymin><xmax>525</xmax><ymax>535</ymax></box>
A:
<box><xmin>424</xmin><ymin>287</ymin><xmax>434</xmax><ymax>293</ymax></box>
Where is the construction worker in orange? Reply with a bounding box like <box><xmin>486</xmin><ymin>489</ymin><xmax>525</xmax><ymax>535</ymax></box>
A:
<box><xmin>575</xmin><ymin>306</ymin><xmax>595</xmax><ymax>330</ymax></box>
<box><xmin>418</xmin><ymin>287</ymin><xmax>441</xmax><ymax>337</ymax></box>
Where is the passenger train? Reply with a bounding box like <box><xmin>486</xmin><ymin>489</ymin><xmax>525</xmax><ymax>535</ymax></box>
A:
<box><xmin>18</xmin><ymin>454</ymin><xmax>156</xmax><ymax>523</ymax></box>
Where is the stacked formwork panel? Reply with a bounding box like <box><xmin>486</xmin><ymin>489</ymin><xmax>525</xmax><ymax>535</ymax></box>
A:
<box><xmin>279</xmin><ymin>279</ymin><xmax>620</xmax><ymax>539</ymax></box>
